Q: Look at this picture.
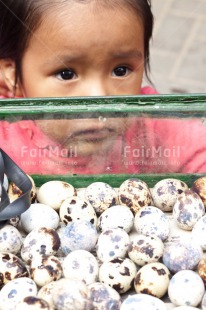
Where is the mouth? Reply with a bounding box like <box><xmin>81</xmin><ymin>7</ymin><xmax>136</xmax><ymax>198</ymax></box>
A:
<box><xmin>66</xmin><ymin>128</ymin><xmax>116</xmax><ymax>143</ymax></box>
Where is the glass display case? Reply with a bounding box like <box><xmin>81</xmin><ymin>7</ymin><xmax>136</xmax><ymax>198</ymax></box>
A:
<box><xmin>0</xmin><ymin>93</ymin><xmax>206</xmax><ymax>187</ymax></box>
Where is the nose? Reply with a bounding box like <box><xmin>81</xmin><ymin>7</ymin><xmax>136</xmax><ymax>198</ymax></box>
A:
<box><xmin>80</xmin><ymin>79</ymin><xmax>109</xmax><ymax>97</ymax></box>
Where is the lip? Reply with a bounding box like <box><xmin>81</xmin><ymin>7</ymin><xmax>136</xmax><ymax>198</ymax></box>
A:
<box><xmin>66</xmin><ymin>128</ymin><xmax>116</xmax><ymax>143</ymax></box>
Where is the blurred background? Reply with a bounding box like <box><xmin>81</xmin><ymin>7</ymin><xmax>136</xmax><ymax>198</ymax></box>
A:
<box><xmin>145</xmin><ymin>0</ymin><xmax>206</xmax><ymax>94</ymax></box>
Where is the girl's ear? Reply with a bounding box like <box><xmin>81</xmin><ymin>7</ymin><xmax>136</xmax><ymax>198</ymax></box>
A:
<box><xmin>0</xmin><ymin>59</ymin><xmax>23</xmax><ymax>97</ymax></box>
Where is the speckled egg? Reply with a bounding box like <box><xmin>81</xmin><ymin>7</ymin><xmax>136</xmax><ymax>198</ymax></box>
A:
<box><xmin>118</xmin><ymin>178</ymin><xmax>152</xmax><ymax>214</ymax></box>
<box><xmin>197</xmin><ymin>257</ymin><xmax>206</xmax><ymax>285</ymax></box>
<box><xmin>97</xmin><ymin>205</ymin><xmax>134</xmax><ymax>233</ymax></box>
<box><xmin>134</xmin><ymin>262</ymin><xmax>170</xmax><ymax>298</ymax></box>
<box><xmin>173</xmin><ymin>190</ymin><xmax>205</xmax><ymax>230</ymax></box>
<box><xmin>20</xmin><ymin>203</ymin><xmax>60</xmax><ymax>233</ymax></box>
<box><xmin>59</xmin><ymin>196</ymin><xmax>97</xmax><ymax>227</ymax></box>
<box><xmin>88</xmin><ymin>282</ymin><xmax>122</xmax><ymax>310</ymax></box>
<box><xmin>168</xmin><ymin>270</ymin><xmax>205</xmax><ymax>307</ymax></box>
<box><xmin>99</xmin><ymin>257</ymin><xmax>137</xmax><ymax>294</ymax></box>
<box><xmin>201</xmin><ymin>292</ymin><xmax>206</xmax><ymax>310</ymax></box>
<box><xmin>37</xmin><ymin>181</ymin><xmax>76</xmax><ymax>211</ymax></box>
<box><xmin>120</xmin><ymin>293</ymin><xmax>167</xmax><ymax>310</ymax></box>
<box><xmin>151</xmin><ymin>178</ymin><xmax>188</xmax><ymax>212</ymax></box>
<box><xmin>52</xmin><ymin>278</ymin><xmax>91</xmax><ymax>310</ymax></box>
<box><xmin>96</xmin><ymin>228</ymin><xmax>130</xmax><ymax>263</ymax></box>
<box><xmin>62</xmin><ymin>250</ymin><xmax>98</xmax><ymax>285</ymax></box>
<box><xmin>0</xmin><ymin>252</ymin><xmax>29</xmax><ymax>286</ymax></box>
<box><xmin>57</xmin><ymin>220</ymin><xmax>98</xmax><ymax>256</ymax></box>
<box><xmin>0</xmin><ymin>277</ymin><xmax>37</xmax><ymax>310</ymax></box>
<box><xmin>134</xmin><ymin>206</ymin><xmax>170</xmax><ymax>241</ymax></box>
<box><xmin>8</xmin><ymin>175</ymin><xmax>37</xmax><ymax>203</ymax></box>
<box><xmin>128</xmin><ymin>234</ymin><xmax>164</xmax><ymax>266</ymax></box>
<box><xmin>162</xmin><ymin>241</ymin><xmax>203</xmax><ymax>273</ymax></box>
<box><xmin>37</xmin><ymin>281</ymin><xmax>56</xmax><ymax>309</ymax></box>
<box><xmin>14</xmin><ymin>296</ymin><xmax>50</xmax><ymax>309</ymax></box>
<box><xmin>191</xmin><ymin>176</ymin><xmax>206</xmax><ymax>207</ymax></box>
<box><xmin>30</xmin><ymin>254</ymin><xmax>62</xmax><ymax>287</ymax></box>
<box><xmin>84</xmin><ymin>182</ymin><xmax>117</xmax><ymax>214</ymax></box>
<box><xmin>21</xmin><ymin>227</ymin><xmax>60</xmax><ymax>264</ymax></box>
<box><xmin>191</xmin><ymin>214</ymin><xmax>206</xmax><ymax>250</ymax></box>
<box><xmin>0</xmin><ymin>224</ymin><xmax>23</xmax><ymax>254</ymax></box>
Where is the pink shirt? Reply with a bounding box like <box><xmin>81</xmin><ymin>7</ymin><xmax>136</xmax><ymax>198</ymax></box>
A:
<box><xmin>1</xmin><ymin>87</ymin><xmax>206</xmax><ymax>174</ymax></box>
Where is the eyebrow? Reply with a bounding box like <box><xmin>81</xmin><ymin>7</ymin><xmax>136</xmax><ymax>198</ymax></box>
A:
<box><xmin>111</xmin><ymin>50</ymin><xmax>143</xmax><ymax>59</ymax></box>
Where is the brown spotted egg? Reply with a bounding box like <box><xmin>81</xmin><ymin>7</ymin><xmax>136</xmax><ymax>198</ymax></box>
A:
<box><xmin>52</xmin><ymin>278</ymin><xmax>91</xmax><ymax>310</ymax></box>
<box><xmin>88</xmin><ymin>282</ymin><xmax>121</xmax><ymax>309</ymax></box>
<box><xmin>59</xmin><ymin>196</ymin><xmax>97</xmax><ymax>227</ymax></box>
<box><xmin>151</xmin><ymin>178</ymin><xmax>188</xmax><ymax>212</ymax></box>
<box><xmin>37</xmin><ymin>181</ymin><xmax>76</xmax><ymax>211</ymax></box>
<box><xmin>0</xmin><ymin>277</ymin><xmax>37</xmax><ymax>310</ymax></box>
<box><xmin>96</xmin><ymin>228</ymin><xmax>130</xmax><ymax>263</ymax></box>
<box><xmin>99</xmin><ymin>257</ymin><xmax>137</xmax><ymax>294</ymax></box>
<box><xmin>197</xmin><ymin>257</ymin><xmax>206</xmax><ymax>285</ymax></box>
<box><xmin>0</xmin><ymin>252</ymin><xmax>29</xmax><ymax>287</ymax></box>
<box><xmin>14</xmin><ymin>296</ymin><xmax>50</xmax><ymax>309</ymax></box>
<box><xmin>30</xmin><ymin>254</ymin><xmax>62</xmax><ymax>287</ymax></box>
<box><xmin>118</xmin><ymin>178</ymin><xmax>152</xmax><ymax>214</ymax></box>
<box><xmin>173</xmin><ymin>190</ymin><xmax>205</xmax><ymax>230</ymax></box>
<box><xmin>168</xmin><ymin>270</ymin><xmax>205</xmax><ymax>307</ymax></box>
<box><xmin>20</xmin><ymin>203</ymin><xmax>60</xmax><ymax>233</ymax></box>
<box><xmin>21</xmin><ymin>227</ymin><xmax>60</xmax><ymax>264</ymax></box>
<box><xmin>134</xmin><ymin>262</ymin><xmax>170</xmax><ymax>298</ymax></box>
<box><xmin>120</xmin><ymin>293</ymin><xmax>167</xmax><ymax>310</ymax></box>
<box><xmin>62</xmin><ymin>250</ymin><xmax>98</xmax><ymax>285</ymax></box>
<box><xmin>191</xmin><ymin>176</ymin><xmax>206</xmax><ymax>207</ymax></box>
<box><xmin>0</xmin><ymin>224</ymin><xmax>23</xmax><ymax>254</ymax></box>
<box><xmin>97</xmin><ymin>205</ymin><xmax>134</xmax><ymax>233</ymax></box>
<box><xmin>134</xmin><ymin>206</ymin><xmax>170</xmax><ymax>241</ymax></box>
<box><xmin>8</xmin><ymin>175</ymin><xmax>37</xmax><ymax>203</ymax></box>
<box><xmin>85</xmin><ymin>182</ymin><xmax>117</xmax><ymax>214</ymax></box>
<box><xmin>37</xmin><ymin>281</ymin><xmax>56</xmax><ymax>308</ymax></box>
<box><xmin>128</xmin><ymin>234</ymin><xmax>164</xmax><ymax>266</ymax></box>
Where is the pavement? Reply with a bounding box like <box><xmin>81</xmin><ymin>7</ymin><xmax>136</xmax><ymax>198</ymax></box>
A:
<box><xmin>144</xmin><ymin>0</ymin><xmax>206</xmax><ymax>94</ymax></box>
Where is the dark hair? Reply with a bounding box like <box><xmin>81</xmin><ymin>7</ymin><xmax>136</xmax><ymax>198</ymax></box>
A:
<box><xmin>0</xmin><ymin>0</ymin><xmax>153</xmax><ymax>82</ymax></box>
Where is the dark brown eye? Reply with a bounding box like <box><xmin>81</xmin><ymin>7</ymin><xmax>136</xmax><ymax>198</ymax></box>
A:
<box><xmin>113</xmin><ymin>66</ymin><xmax>129</xmax><ymax>77</ymax></box>
<box><xmin>57</xmin><ymin>70</ymin><xmax>76</xmax><ymax>80</ymax></box>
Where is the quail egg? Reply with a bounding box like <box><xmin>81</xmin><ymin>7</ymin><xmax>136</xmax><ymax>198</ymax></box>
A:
<box><xmin>118</xmin><ymin>178</ymin><xmax>152</xmax><ymax>214</ymax></box>
<box><xmin>191</xmin><ymin>214</ymin><xmax>206</xmax><ymax>250</ymax></box>
<box><xmin>197</xmin><ymin>256</ymin><xmax>206</xmax><ymax>285</ymax></box>
<box><xmin>14</xmin><ymin>296</ymin><xmax>50</xmax><ymax>309</ymax></box>
<box><xmin>120</xmin><ymin>293</ymin><xmax>167</xmax><ymax>310</ymax></box>
<box><xmin>151</xmin><ymin>178</ymin><xmax>188</xmax><ymax>212</ymax></box>
<box><xmin>191</xmin><ymin>176</ymin><xmax>206</xmax><ymax>207</ymax></box>
<box><xmin>85</xmin><ymin>182</ymin><xmax>117</xmax><ymax>214</ymax></box>
<box><xmin>0</xmin><ymin>224</ymin><xmax>23</xmax><ymax>254</ymax></box>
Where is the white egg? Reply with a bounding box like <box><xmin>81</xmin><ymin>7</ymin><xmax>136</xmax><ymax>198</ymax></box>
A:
<box><xmin>85</xmin><ymin>182</ymin><xmax>117</xmax><ymax>214</ymax></box>
<box><xmin>99</xmin><ymin>257</ymin><xmax>137</xmax><ymax>294</ymax></box>
<box><xmin>191</xmin><ymin>214</ymin><xmax>206</xmax><ymax>250</ymax></box>
<box><xmin>96</xmin><ymin>228</ymin><xmax>130</xmax><ymax>263</ymax></box>
<box><xmin>88</xmin><ymin>282</ymin><xmax>121</xmax><ymax>309</ymax></box>
<box><xmin>57</xmin><ymin>220</ymin><xmax>98</xmax><ymax>256</ymax></box>
<box><xmin>63</xmin><ymin>250</ymin><xmax>98</xmax><ymax>285</ymax></box>
<box><xmin>128</xmin><ymin>234</ymin><xmax>164</xmax><ymax>266</ymax></box>
<box><xmin>201</xmin><ymin>292</ymin><xmax>206</xmax><ymax>310</ymax></box>
<box><xmin>14</xmin><ymin>296</ymin><xmax>50</xmax><ymax>309</ymax></box>
<box><xmin>37</xmin><ymin>181</ymin><xmax>76</xmax><ymax>210</ymax></box>
<box><xmin>173</xmin><ymin>307</ymin><xmax>200</xmax><ymax>310</ymax></box>
<box><xmin>151</xmin><ymin>178</ymin><xmax>188</xmax><ymax>212</ymax></box>
<box><xmin>134</xmin><ymin>262</ymin><xmax>170</xmax><ymax>298</ymax></box>
<box><xmin>118</xmin><ymin>178</ymin><xmax>152</xmax><ymax>214</ymax></box>
<box><xmin>0</xmin><ymin>252</ymin><xmax>29</xmax><ymax>286</ymax></box>
<box><xmin>173</xmin><ymin>190</ymin><xmax>205</xmax><ymax>230</ymax></box>
<box><xmin>97</xmin><ymin>205</ymin><xmax>134</xmax><ymax>233</ymax></box>
<box><xmin>20</xmin><ymin>203</ymin><xmax>60</xmax><ymax>233</ymax></box>
<box><xmin>0</xmin><ymin>277</ymin><xmax>37</xmax><ymax>310</ymax></box>
<box><xmin>134</xmin><ymin>206</ymin><xmax>170</xmax><ymax>241</ymax></box>
<box><xmin>0</xmin><ymin>224</ymin><xmax>23</xmax><ymax>254</ymax></box>
<box><xmin>52</xmin><ymin>278</ymin><xmax>91</xmax><ymax>310</ymax></box>
<box><xmin>21</xmin><ymin>227</ymin><xmax>60</xmax><ymax>263</ymax></box>
<box><xmin>59</xmin><ymin>196</ymin><xmax>97</xmax><ymax>227</ymax></box>
<box><xmin>30</xmin><ymin>254</ymin><xmax>62</xmax><ymax>287</ymax></box>
<box><xmin>168</xmin><ymin>270</ymin><xmax>205</xmax><ymax>307</ymax></box>
<box><xmin>120</xmin><ymin>293</ymin><xmax>167</xmax><ymax>310</ymax></box>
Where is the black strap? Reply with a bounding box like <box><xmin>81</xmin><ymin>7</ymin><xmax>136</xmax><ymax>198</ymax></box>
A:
<box><xmin>0</xmin><ymin>148</ymin><xmax>32</xmax><ymax>221</ymax></box>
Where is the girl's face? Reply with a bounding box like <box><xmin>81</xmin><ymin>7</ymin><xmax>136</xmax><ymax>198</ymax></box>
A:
<box><xmin>18</xmin><ymin>1</ymin><xmax>145</xmax><ymax>156</ymax></box>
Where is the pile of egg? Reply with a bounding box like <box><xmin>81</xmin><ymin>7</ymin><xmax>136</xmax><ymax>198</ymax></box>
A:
<box><xmin>0</xmin><ymin>176</ymin><xmax>206</xmax><ymax>309</ymax></box>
